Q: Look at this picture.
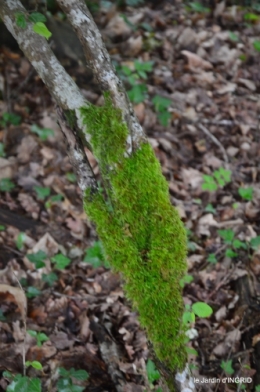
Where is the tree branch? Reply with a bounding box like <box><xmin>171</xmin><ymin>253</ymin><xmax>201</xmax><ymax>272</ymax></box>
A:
<box><xmin>56</xmin><ymin>0</ymin><xmax>146</xmax><ymax>153</ymax></box>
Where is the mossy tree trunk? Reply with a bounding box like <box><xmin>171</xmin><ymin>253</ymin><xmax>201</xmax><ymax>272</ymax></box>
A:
<box><xmin>0</xmin><ymin>1</ymin><xmax>195</xmax><ymax>391</ymax></box>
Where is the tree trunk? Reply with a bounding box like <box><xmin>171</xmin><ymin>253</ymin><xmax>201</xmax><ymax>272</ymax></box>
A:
<box><xmin>0</xmin><ymin>1</ymin><xmax>195</xmax><ymax>391</ymax></box>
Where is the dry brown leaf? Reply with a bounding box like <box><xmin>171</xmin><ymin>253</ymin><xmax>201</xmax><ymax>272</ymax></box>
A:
<box><xmin>0</xmin><ymin>284</ymin><xmax>27</xmax><ymax>320</ymax></box>
<box><xmin>181</xmin><ymin>50</ymin><xmax>213</xmax><ymax>70</ymax></box>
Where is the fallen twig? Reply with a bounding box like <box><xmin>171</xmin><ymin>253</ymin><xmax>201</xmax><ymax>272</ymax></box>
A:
<box><xmin>198</xmin><ymin>123</ymin><xmax>229</xmax><ymax>164</ymax></box>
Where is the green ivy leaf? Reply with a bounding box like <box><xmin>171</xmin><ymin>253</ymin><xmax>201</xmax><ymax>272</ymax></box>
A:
<box><xmin>207</xmin><ymin>253</ymin><xmax>217</xmax><ymax>264</ymax></box>
<box><xmin>27</xmin><ymin>250</ymin><xmax>47</xmax><ymax>269</ymax></box>
<box><xmin>33</xmin><ymin>22</ymin><xmax>52</xmax><ymax>39</ymax></box>
<box><xmin>192</xmin><ymin>302</ymin><xmax>213</xmax><ymax>318</ymax></box>
<box><xmin>225</xmin><ymin>248</ymin><xmax>237</xmax><ymax>258</ymax></box>
<box><xmin>146</xmin><ymin>359</ymin><xmax>160</xmax><ymax>384</ymax></box>
<box><xmin>250</xmin><ymin>236</ymin><xmax>260</xmax><ymax>250</ymax></box>
<box><xmin>233</xmin><ymin>239</ymin><xmax>247</xmax><ymax>250</ymax></box>
<box><xmin>69</xmin><ymin>369</ymin><xmax>89</xmax><ymax>381</ymax></box>
<box><xmin>218</xmin><ymin>229</ymin><xmax>235</xmax><ymax>244</ymax></box>
<box><xmin>34</xmin><ymin>186</ymin><xmax>51</xmax><ymax>200</ymax></box>
<box><xmin>15</xmin><ymin>12</ymin><xmax>27</xmax><ymax>28</ymax></box>
<box><xmin>152</xmin><ymin>95</ymin><xmax>172</xmax><ymax>112</ymax></box>
<box><xmin>51</xmin><ymin>253</ymin><xmax>71</xmax><ymax>269</ymax></box>
<box><xmin>29</xmin><ymin>12</ymin><xmax>47</xmax><ymax>23</ymax></box>
<box><xmin>221</xmin><ymin>359</ymin><xmax>234</xmax><ymax>375</ymax></box>
<box><xmin>238</xmin><ymin>186</ymin><xmax>253</xmax><ymax>201</ymax></box>
<box><xmin>31</xmin><ymin>124</ymin><xmax>54</xmax><ymax>141</ymax></box>
<box><xmin>0</xmin><ymin>178</ymin><xmax>15</xmax><ymax>192</ymax></box>
<box><xmin>180</xmin><ymin>274</ymin><xmax>193</xmax><ymax>288</ymax></box>
<box><xmin>42</xmin><ymin>272</ymin><xmax>58</xmax><ymax>286</ymax></box>
<box><xmin>26</xmin><ymin>287</ymin><xmax>41</xmax><ymax>298</ymax></box>
<box><xmin>128</xmin><ymin>84</ymin><xmax>147</xmax><ymax>103</ymax></box>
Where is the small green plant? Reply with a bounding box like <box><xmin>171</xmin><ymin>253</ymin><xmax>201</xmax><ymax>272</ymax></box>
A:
<box><xmin>255</xmin><ymin>385</ymin><xmax>260</xmax><ymax>392</ymax></box>
<box><xmin>0</xmin><ymin>142</ymin><xmax>5</xmax><ymax>157</ymax></box>
<box><xmin>27</xmin><ymin>250</ymin><xmax>47</xmax><ymax>269</ymax></box>
<box><xmin>51</xmin><ymin>253</ymin><xmax>71</xmax><ymax>269</ymax></box>
<box><xmin>34</xmin><ymin>186</ymin><xmax>51</xmax><ymax>200</ymax></box>
<box><xmin>26</xmin><ymin>286</ymin><xmax>41</xmax><ymax>298</ymax></box>
<box><xmin>202</xmin><ymin>167</ymin><xmax>231</xmax><ymax>192</ymax></box>
<box><xmin>221</xmin><ymin>359</ymin><xmax>234</xmax><ymax>375</ymax></box>
<box><xmin>16</xmin><ymin>232</ymin><xmax>26</xmax><ymax>250</ymax></box>
<box><xmin>45</xmin><ymin>194</ymin><xmax>63</xmax><ymax>209</ymax></box>
<box><xmin>146</xmin><ymin>359</ymin><xmax>160</xmax><ymax>385</ymax></box>
<box><xmin>42</xmin><ymin>272</ymin><xmax>58</xmax><ymax>286</ymax></box>
<box><xmin>218</xmin><ymin>229</ymin><xmax>247</xmax><ymax>258</ymax></box>
<box><xmin>187</xmin><ymin>1</ymin><xmax>210</xmax><ymax>13</ymax></box>
<box><xmin>57</xmin><ymin>367</ymin><xmax>89</xmax><ymax>392</ymax></box>
<box><xmin>253</xmin><ymin>40</ymin><xmax>260</xmax><ymax>52</ymax></box>
<box><xmin>180</xmin><ymin>274</ymin><xmax>193</xmax><ymax>288</ymax></box>
<box><xmin>116</xmin><ymin>60</ymin><xmax>153</xmax><ymax>104</ymax></box>
<box><xmin>238</xmin><ymin>186</ymin><xmax>253</xmax><ymax>201</ymax></box>
<box><xmin>27</xmin><ymin>330</ymin><xmax>49</xmax><ymax>347</ymax></box>
<box><xmin>250</xmin><ymin>236</ymin><xmax>260</xmax><ymax>250</ymax></box>
<box><xmin>31</xmin><ymin>124</ymin><xmax>54</xmax><ymax>141</ymax></box>
<box><xmin>186</xmin><ymin>229</ymin><xmax>197</xmax><ymax>252</ymax></box>
<box><xmin>244</xmin><ymin>12</ymin><xmax>259</xmax><ymax>22</ymax></box>
<box><xmin>205</xmin><ymin>203</ymin><xmax>216</xmax><ymax>214</ymax></box>
<box><xmin>0</xmin><ymin>225</ymin><xmax>5</xmax><ymax>231</ymax></box>
<box><xmin>15</xmin><ymin>11</ymin><xmax>51</xmax><ymax>39</ymax></box>
<box><xmin>83</xmin><ymin>241</ymin><xmax>110</xmax><ymax>268</ymax></box>
<box><xmin>207</xmin><ymin>253</ymin><xmax>217</xmax><ymax>264</ymax></box>
<box><xmin>66</xmin><ymin>172</ymin><xmax>77</xmax><ymax>183</ymax></box>
<box><xmin>183</xmin><ymin>302</ymin><xmax>213</xmax><ymax>327</ymax></box>
<box><xmin>4</xmin><ymin>371</ymin><xmax>41</xmax><ymax>392</ymax></box>
<box><xmin>229</xmin><ymin>31</ymin><xmax>239</xmax><ymax>42</ymax></box>
<box><xmin>0</xmin><ymin>112</ymin><xmax>21</xmax><ymax>127</ymax></box>
<box><xmin>0</xmin><ymin>178</ymin><xmax>15</xmax><ymax>192</ymax></box>
<box><xmin>152</xmin><ymin>95</ymin><xmax>172</xmax><ymax>126</ymax></box>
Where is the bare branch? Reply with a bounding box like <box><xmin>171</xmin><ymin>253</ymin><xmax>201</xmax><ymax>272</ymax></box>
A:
<box><xmin>56</xmin><ymin>0</ymin><xmax>146</xmax><ymax>153</ymax></box>
<box><xmin>56</xmin><ymin>106</ymin><xmax>98</xmax><ymax>194</ymax></box>
<box><xmin>0</xmin><ymin>1</ymin><xmax>85</xmax><ymax>111</ymax></box>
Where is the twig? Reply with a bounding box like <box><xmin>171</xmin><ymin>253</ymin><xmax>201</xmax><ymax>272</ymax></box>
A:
<box><xmin>11</xmin><ymin>268</ymin><xmax>27</xmax><ymax>377</ymax></box>
<box><xmin>10</xmin><ymin>66</ymin><xmax>35</xmax><ymax>100</ymax></box>
<box><xmin>198</xmin><ymin>123</ymin><xmax>229</xmax><ymax>164</ymax></box>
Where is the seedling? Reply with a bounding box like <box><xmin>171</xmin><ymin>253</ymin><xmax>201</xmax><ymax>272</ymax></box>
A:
<box><xmin>27</xmin><ymin>330</ymin><xmax>49</xmax><ymax>347</ymax></box>
<box><xmin>51</xmin><ymin>253</ymin><xmax>71</xmax><ymax>269</ymax></box>
<box><xmin>66</xmin><ymin>172</ymin><xmax>77</xmax><ymax>183</ymax></box>
<box><xmin>42</xmin><ymin>272</ymin><xmax>58</xmax><ymax>286</ymax></box>
<box><xmin>34</xmin><ymin>186</ymin><xmax>51</xmax><ymax>200</ymax></box>
<box><xmin>57</xmin><ymin>367</ymin><xmax>89</xmax><ymax>392</ymax></box>
<box><xmin>4</xmin><ymin>372</ymin><xmax>41</xmax><ymax>392</ymax></box>
<box><xmin>152</xmin><ymin>95</ymin><xmax>172</xmax><ymax>126</ymax></box>
<box><xmin>16</xmin><ymin>232</ymin><xmax>26</xmax><ymax>250</ymax></box>
<box><xmin>0</xmin><ymin>225</ymin><xmax>5</xmax><ymax>231</ymax></box>
<box><xmin>186</xmin><ymin>229</ymin><xmax>197</xmax><ymax>252</ymax></box>
<box><xmin>250</xmin><ymin>236</ymin><xmax>260</xmax><ymax>250</ymax></box>
<box><xmin>0</xmin><ymin>112</ymin><xmax>21</xmax><ymax>127</ymax></box>
<box><xmin>238</xmin><ymin>186</ymin><xmax>253</xmax><ymax>201</ymax></box>
<box><xmin>229</xmin><ymin>31</ymin><xmax>239</xmax><ymax>42</ymax></box>
<box><xmin>202</xmin><ymin>167</ymin><xmax>231</xmax><ymax>192</ymax></box>
<box><xmin>84</xmin><ymin>241</ymin><xmax>110</xmax><ymax>268</ymax></box>
<box><xmin>255</xmin><ymin>385</ymin><xmax>260</xmax><ymax>392</ymax></box>
<box><xmin>205</xmin><ymin>203</ymin><xmax>216</xmax><ymax>214</ymax></box>
<box><xmin>218</xmin><ymin>229</ymin><xmax>247</xmax><ymax>259</ymax></box>
<box><xmin>116</xmin><ymin>60</ymin><xmax>153</xmax><ymax>104</ymax></box>
<box><xmin>0</xmin><ymin>142</ymin><xmax>5</xmax><ymax>157</ymax></box>
<box><xmin>180</xmin><ymin>274</ymin><xmax>194</xmax><ymax>288</ymax></box>
<box><xmin>187</xmin><ymin>2</ymin><xmax>210</xmax><ymax>13</ymax></box>
<box><xmin>26</xmin><ymin>286</ymin><xmax>41</xmax><ymax>298</ymax></box>
<box><xmin>45</xmin><ymin>194</ymin><xmax>63</xmax><ymax>209</ymax></box>
<box><xmin>221</xmin><ymin>359</ymin><xmax>234</xmax><ymax>375</ymax></box>
<box><xmin>244</xmin><ymin>12</ymin><xmax>259</xmax><ymax>22</ymax></box>
<box><xmin>27</xmin><ymin>250</ymin><xmax>47</xmax><ymax>269</ymax></box>
<box><xmin>31</xmin><ymin>124</ymin><xmax>54</xmax><ymax>141</ymax></box>
<box><xmin>183</xmin><ymin>302</ymin><xmax>213</xmax><ymax>327</ymax></box>
<box><xmin>253</xmin><ymin>40</ymin><xmax>260</xmax><ymax>51</ymax></box>
<box><xmin>207</xmin><ymin>253</ymin><xmax>217</xmax><ymax>264</ymax></box>
<box><xmin>0</xmin><ymin>178</ymin><xmax>15</xmax><ymax>192</ymax></box>
<box><xmin>146</xmin><ymin>360</ymin><xmax>160</xmax><ymax>385</ymax></box>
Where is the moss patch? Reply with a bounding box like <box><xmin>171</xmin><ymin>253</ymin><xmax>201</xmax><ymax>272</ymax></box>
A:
<box><xmin>81</xmin><ymin>96</ymin><xmax>187</xmax><ymax>371</ymax></box>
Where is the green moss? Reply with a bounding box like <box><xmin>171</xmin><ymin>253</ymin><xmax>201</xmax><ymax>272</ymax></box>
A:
<box><xmin>81</xmin><ymin>96</ymin><xmax>187</xmax><ymax>372</ymax></box>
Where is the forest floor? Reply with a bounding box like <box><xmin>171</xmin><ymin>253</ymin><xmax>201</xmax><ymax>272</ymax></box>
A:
<box><xmin>0</xmin><ymin>1</ymin><xmax>260</xmax><ymax>391</ymax></box>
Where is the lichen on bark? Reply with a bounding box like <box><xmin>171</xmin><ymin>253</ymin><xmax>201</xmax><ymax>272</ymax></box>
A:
<box><xmin>80</xmin><ymin>95</ymin><xmax>188</xmax><ymax>372</ymax></box>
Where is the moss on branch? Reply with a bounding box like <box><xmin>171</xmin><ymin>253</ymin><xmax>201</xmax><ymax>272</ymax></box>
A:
<box><xmin>80</xmin><ymin>95</ymin><xmax>187</xmax><ymax>372</ymax></box>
